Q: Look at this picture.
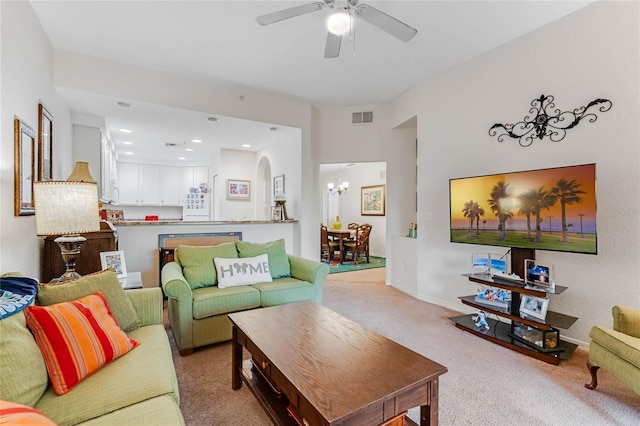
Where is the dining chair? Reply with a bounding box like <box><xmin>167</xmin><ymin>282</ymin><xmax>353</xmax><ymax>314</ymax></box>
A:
<box><xmin>320</xmin><ymin>224</ymin><xmax>340</xmax><ymax>263</ymax></box>
<box><xmin>343</xmin><ymin>223</ymin><xmax>372</xmax><ymax>264</ymax></box>
<box><xmin>346</xmin><ymin>222</ymin><xmax>359</xmax><ymax>241</ymax></box>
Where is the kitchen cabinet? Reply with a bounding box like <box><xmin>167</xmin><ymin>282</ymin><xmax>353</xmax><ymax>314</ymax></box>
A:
<box><xmin>116</xmin><ymin>163</ymin><xmax>208</xmax><ymax>206</ymax></box>
<box><xmin>139</xmin><ymin>165</ymin><xmax>160</xmax><ymax>205</ymax></box>
<box><xmin>116</xmin><ymin>163</ymin><xmax>140</xmax><ymax>205</ymax></box>
<box><xmin>160</xmin><ymin>166</ymin><xmax>183</xmax><ymax>205</ymax></box>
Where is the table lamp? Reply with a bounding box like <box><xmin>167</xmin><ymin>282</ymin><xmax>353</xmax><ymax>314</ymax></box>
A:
<box><xmin>34</xmin><ymin>178</ymin><xmax>100</xmax><ymax>282</ymax></box>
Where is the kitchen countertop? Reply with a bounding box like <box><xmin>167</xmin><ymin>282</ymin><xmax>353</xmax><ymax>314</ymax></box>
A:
<box><xmin>112</xmin><ymin>219</ymin><xmax>297</xmax><ymax>226</ymax></box>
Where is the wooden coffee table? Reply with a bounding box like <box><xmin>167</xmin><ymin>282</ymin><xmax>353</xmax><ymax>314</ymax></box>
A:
<box><xmin>230</xmin><ymin>301</ymin><xmax>447</xmax><ymax>426</ymax></box>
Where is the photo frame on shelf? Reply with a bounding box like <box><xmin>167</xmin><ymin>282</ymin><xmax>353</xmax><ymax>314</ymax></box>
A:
<box><xmin>273</xmin><ymin>175</ymin><xmax>285</xmax><ymax>198</ymax></box>
<box><xmin>361</xmin><ymin>184</ymin><xmax>385</xmax><ymax>216</ymax></box>
<box><xmin>519</xmin><ymin>294</ymin><xmax>549</xmax><ymax>321</ymax></box>
<box><xmin>227</xmin><ymin>179</ymin><xmax>250</xmax><ymax>200</ymax></box>
<box><xmin>100</xmin><ymin>250</ymin><xmax>127</xmax><ymax>279</ymax></box>
<box><xmin>271</xmin><ymin>205</ymin><xmax>283</xmax><ymax>221</ymax></box>
<box><xmin>14</xmin><ymin>117</ymin><xmax>37</xmax><ymax>216</ymax></box>
<box><xmin>524</xmin><ymin>259</ymin><xmax>554</xmax><ymax>288</ymax></box>
<box><xmin>38</xmin><ymin>103</ymin><xmax>53</xmax><ymax>181</ymax></box>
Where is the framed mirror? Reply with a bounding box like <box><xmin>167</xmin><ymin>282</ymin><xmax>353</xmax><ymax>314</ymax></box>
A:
<box><xmin>38</xmin><ymin>103</ymin><xmax>53</xmax><ymax>181</ymax></box>
<box><xmin>14</xmin><ymin>117</ymin><xmax>37</xmax><ymax>216</ymax></box>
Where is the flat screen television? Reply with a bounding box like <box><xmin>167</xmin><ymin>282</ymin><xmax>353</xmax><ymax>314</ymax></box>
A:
<box><xmin>449</xmin><ymin>163</ymin><xmax>596</xmax><ymax>254</ymax></box>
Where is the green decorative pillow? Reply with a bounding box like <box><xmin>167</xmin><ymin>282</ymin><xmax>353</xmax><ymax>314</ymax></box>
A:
<box><xmin>0</xmin><ymin>311</ymin><xmax>49</xmax><ymax>407</ymax></box>
<box><xmin>175</xmin><ymin>242</ymin><xmax>238</xmax><ymax>289</ymax></box>
<box><xmin>36</xmin><ymin>269</ymin><xmax>141</xmax><ymax>332</ymax></box>
<box><xmin>236</xmin><ymin>239</ymin><xmax>291</xmax><ymax>278</ymax></box>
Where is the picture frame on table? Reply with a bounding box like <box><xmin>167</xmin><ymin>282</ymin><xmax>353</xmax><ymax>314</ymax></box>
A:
<box><xmin>271</xmin><ymin>205</ymin><xmax>283</xmax><ymax>221</ymax></box>
<box><xmin>227</xmin><ymin>179</ymin><xmax>251</xmax><ymax>200</ymax></box>
<box><xmin>38</xmin><ymin>103</ymin><xmax>53</xmax><ymax>181</ymax></box>
<box><xmin>100</xmin><ymin>250</ymin><xmax>128</xmax><ymax>279</ymax></box>
<box><xmin>273</xmin><ymin>175</ymin><xmax>285</xmax><ymax>198</ymax></box>
<box><xmin>14</xmin><ymin>117</ymin><xmax>37</xmax><ymax>216</ymax></box>
<box><xmin>361</xmin><ymin>184</ymin><xmax>385</xmax><ymax>216</ymax></box>
<box><xmin>519</xmin><ymin>294</ymin><xmax>549</xmax><ymax>321</ymax></box>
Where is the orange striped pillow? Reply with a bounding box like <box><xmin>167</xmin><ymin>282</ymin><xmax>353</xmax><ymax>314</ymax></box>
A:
<box><xmin>24</xmin><ymin>292</ymin><xmax>139</xmax><ymax>395</ymax></box>
<box><xmin>0</xmin><ymin>401</ymin><xmax>56</xmax><ymax>425</ymax></box>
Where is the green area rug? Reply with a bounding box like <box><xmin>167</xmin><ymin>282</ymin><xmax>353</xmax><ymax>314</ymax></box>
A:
<box><xmin>327</xmin><ymin>256</ymin><xmax>386</xmax><ymax>274</ymax></box>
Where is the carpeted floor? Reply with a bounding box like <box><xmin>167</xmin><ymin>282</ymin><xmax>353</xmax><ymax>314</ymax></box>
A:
<box><xmin>327</xmin><ymin>256</ymin><xmax>386</xmax><ymax>273</ymax></box>
<box><xmin>167</xmin><ymin>268</ymin><xmax>640</xmax><ymax>425</ymax></box>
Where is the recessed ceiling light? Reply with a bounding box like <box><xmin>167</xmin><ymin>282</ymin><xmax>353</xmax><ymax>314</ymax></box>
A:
<box><xmin>192</xmin><ymin>139</ymin><xmax>202</xmax><ymax>143</ymax></box>
<box><xmin>120</xmin><ymin>129</ymin><xmax>132</xmax><ymax>133</ymax></box>
<box><xmin>270</xmin><ymin>127</ymin><xmax>279</xmax><ymax>131</ymax></box>
<box><xmin>123</xmin><ymin>152</ymin><xmax>134</xmax><ymax>155</ymax></box>
<box><xmin>242</xmin><ymin>144</ymin><xmax>251</xmax><ymax>148</ymax></box>
<box><xmin>122</xmin><ymin>141</ymin><xmax>133</xmax><ymax>145</ymax></box>
<box><xmin>178</xmin><ymin>157</ymin><xmax>186</xmax><ymax>160</ymax></box>
<box><xmin>207</xmin><ymin>117</ymin><xmax>218</xmax><ymax>122</ymax></box>
<box><xmin>185</xmin><ymin>148</ymin><xmax>194</xmax><ymax>152</ymax></box>
<box><xmin>115</xmin><ymin>101</ymin><xmax>131</xmax><ymax>108</ymax></box>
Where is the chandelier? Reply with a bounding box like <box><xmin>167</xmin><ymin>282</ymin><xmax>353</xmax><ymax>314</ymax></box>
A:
<box><xmin>327</xmin><ymin>163</ymin><xmax>349</xmax><ymax>195</ymax></box>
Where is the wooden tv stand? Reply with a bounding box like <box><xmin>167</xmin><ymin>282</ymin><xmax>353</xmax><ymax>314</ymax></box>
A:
<box><xmin>449</xmin><ymin>248</ymin><xmax>578</xmax><ymax>365</ymax></box>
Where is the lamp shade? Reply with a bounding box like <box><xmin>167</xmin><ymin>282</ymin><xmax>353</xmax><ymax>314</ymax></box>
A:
<box><xmin>34</xmin><ymin>181</ymin><xmax>100</xmax><ymax>236</ymax></box>
<box><xmin>66</xmin><ymin>161</ymin><xmax>96</xmax><ymax>183</ymax></box>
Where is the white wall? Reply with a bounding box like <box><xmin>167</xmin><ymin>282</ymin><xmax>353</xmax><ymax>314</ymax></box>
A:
<box><xmin>392</xmin><ymin>0</ymin><xmax>640</xmax><ymax>345</ymax></box>
<box><xmin>0</xmin><ymin>1</ymin><xmax>73</xmax><ymax>277</ymax></box>
<box><xmin>315</xmin><ymin>104</ymin><xmax>417</xmax><ymax>283</ymax></box>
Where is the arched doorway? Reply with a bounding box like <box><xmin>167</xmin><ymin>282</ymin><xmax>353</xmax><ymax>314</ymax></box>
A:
<box><xmin>256</xmin><ymin>156</ymin><xmax>272</xmax><ymax>220</ymax></box>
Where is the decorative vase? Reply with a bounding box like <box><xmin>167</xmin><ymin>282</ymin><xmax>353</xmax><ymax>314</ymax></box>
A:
<box><xmin>334</xmin><ymin>216</ymin><xmax>342</xmax><ymax>230</ymax></box>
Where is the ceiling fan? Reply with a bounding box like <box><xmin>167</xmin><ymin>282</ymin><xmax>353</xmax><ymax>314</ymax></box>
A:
<box><xmin>256</xmin><ymin>0</ymin><xmax>417</xmax><ymax>58</ymax></box>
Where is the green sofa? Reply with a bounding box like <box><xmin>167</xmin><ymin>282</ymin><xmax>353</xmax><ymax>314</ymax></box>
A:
<box><xmin>0</xmin><ymin>271</ymin><xmax>184</xmax><ymax>425</ymax></box>
<box><xmin>586</xmin><ymin>305</ymin><xmax>640</xmax><ymax>396</ymax></box>
<box><xmin>161</xmin><ymin>239</ymin><xmax>330</xmax><ymax>355</ymax></box>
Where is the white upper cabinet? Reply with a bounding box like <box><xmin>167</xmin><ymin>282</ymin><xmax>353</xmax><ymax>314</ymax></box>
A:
<box><xmin>160</xmin><ymin>166</ymin><xmax>183</xmax><ymax>206</ymax></box>
<box><xmin>115</xmin><ymin>163</ymin><xmax>208</xmax><ymax>206</ymax></box>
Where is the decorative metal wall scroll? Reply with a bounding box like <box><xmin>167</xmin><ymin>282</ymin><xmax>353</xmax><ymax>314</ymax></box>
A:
<box><xmin>489</xmin><ymin>94</ymin><xmax>612</xmax><ymax>147</ymax></box>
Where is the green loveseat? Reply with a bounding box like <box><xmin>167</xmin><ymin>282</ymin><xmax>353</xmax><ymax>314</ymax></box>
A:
<box><xmin>586</xmin><ymin>305</ymin><xmax>640</xmax><ymax>396</ymax></box>
<box><xmin>0</xmin><ymin>271</ymin><xmax>184</xmax><ymax>425</ymax></box>
<box><xmin>161</xmin><ymin>239</ymin><xmax>330</xmax><ymax>355</ymax></box>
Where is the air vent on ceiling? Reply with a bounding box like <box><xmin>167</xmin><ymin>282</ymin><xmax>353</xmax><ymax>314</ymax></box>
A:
<box><xmin>165</xmin><ymin>142</ymin><xmax>185</xmax><ymax>147</ymax></box>
<box><xmin>352</xmin><ymin>111</ymin><xmax>374</xmax><ymax>125</ymax></box>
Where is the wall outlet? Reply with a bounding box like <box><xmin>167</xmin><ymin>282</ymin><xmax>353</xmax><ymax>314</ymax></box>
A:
<box><xmin>425</xmin><ymin>211</ymin><xmax>434</xmax><ymax>221</ymax></box>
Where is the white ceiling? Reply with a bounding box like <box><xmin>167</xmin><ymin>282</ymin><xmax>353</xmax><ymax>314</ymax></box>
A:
<box><xmin>29</xmin><ymin>0</ymin><xmax>593</xmax><ymax>163</ymax></box>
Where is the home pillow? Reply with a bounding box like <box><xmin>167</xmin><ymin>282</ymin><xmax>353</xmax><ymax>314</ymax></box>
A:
<box><xmin>215</xmin><ymin>254</ymin><xmax>273</xmax><ymax>288</ymax></box>
<box><xmin>0</xmin><ymin>401</ymin><xmax>57</xmax><ymax>426</ymax></box>
<box><xmin>175</xmin><ymin>242</ymin><xmax>239</xmax><ymax>289</ymax></box>
<box><xmin>36</xmin><ymin>269</ymin><xmax>141</xmax><ymax>332</ymax></box>
<box><xmin>235</xmin><ymin>239</ymin><xmax>291</xmax><ymax>278</ymax></box>
<box><xmin>24</xmin><ymin>292</ymin><xmax>139</xmax><ymax>396</ymax></box>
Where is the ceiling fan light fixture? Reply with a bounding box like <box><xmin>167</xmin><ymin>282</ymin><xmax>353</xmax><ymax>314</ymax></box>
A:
<box><xmin>327</xmin><ymin>10</ymin><xmax>350</xmax><ymax>36</ymax></box>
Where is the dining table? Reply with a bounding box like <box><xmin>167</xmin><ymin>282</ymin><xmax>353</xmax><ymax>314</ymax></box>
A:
<box><xmin>327</xmin><ymin>228</ymin><xmax>356</xmax><ymax>263</ymax></box>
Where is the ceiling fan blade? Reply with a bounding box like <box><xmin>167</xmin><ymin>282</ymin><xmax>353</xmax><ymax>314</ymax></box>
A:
<box><xmin>355</xmin><ymin>4</ymin><xmax>417</xmax><ymax>42</ymax></box>
<box><xmin>324</xmin><ymin>32</ymin><xmax>342</xmax><ymax>58</ymax></box>
<box><xmin>256</xmin><ymin>2</ymin><xmax>327</xmax><ymax>26</ymax></box>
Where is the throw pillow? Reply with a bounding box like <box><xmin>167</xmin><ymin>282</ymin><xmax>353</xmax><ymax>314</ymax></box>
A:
<box><xmin>0</xmin><ymin>311</ymin><xmax>49</xmax><ymax>407</ymax></box>
<box><xmin>36</xmin><ymin>269</ymin><xmax>141</xmax><ymax>332</ymax></box>
<box><xmin>235</xmin><ymin>239</ymin><xmax>291</xmax><ymax>278</ymax></box>
<box><xmin>24</xmin><ymin>292</ymin><xmax>139</xmax><ymax>395</ymax></box>
<box><xmin>215</xmin><ymin>254</ymin><xmax>273</xmax><ymax>288</ymax></box>
<box><xmin>0</xmin><ymin>401</ymin><xmax>56</xmax><ymax>426</ymax></box>
<box><xmin>175</xmin><ymin>242</ymin><xmax>238</xmax><ymax>289</ymax></box>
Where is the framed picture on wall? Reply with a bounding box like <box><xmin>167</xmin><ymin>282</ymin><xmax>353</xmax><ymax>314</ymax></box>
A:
<box><xmin>38</xmin><ymin>103</ymin><xmax>53</xmax><ymax>181</ymax></box>
<box><xmin>14</xmin><ymin>117</ymin><xmax>37</xmax><ymax>216</ymax></box>
<box><xmin>100</xmin><ymin>250</ymin><xmax>127</xmax><ymax>278</ymax></box>
<box><xmin>361</xmin><ymin>184</ymin><xmax>385</xmax><ymax>216</ymax></box>
<box><xmin>227</xmin><ymin>179</ymin><xmax>251</xmax><ymax>200</ymax></box>
<box><xmin>273</xmin><ymin>175</ymin><xmax>285</xmax><ymax>198</ymax></box>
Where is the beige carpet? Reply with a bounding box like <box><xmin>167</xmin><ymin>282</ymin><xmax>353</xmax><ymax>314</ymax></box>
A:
<box><xmin>168</xmin><ymin>269</ymin><xmax>640</xmax><ymax>425</ymax></box>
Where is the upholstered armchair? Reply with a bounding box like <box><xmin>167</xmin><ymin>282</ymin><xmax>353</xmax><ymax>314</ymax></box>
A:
<box><xmin>586</xmin><ymin>305</ymin><xmax>640</xmax><ymax>395</ymax></box>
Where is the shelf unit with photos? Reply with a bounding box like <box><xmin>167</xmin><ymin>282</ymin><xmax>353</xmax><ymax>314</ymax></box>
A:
<box><xmin>449</xmin><ymin>248</ymin><xmax>578</xmax><ymax>365</ymax></box>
